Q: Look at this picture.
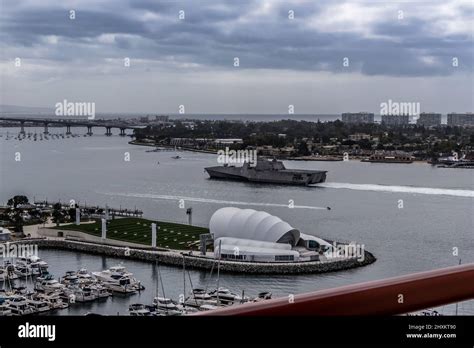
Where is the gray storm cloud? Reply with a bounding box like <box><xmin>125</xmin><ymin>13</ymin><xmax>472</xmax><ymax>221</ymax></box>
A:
<box><xmin>0</xmin><ymin>0</ymin><xmax>472</xmax><ymax>113</ymax></box>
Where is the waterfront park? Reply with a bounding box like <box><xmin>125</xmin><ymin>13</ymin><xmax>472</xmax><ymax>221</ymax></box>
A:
<box><xmin>58</xmin><ymin>217</ymin><xmax>209</xmax><ymax>250</ymax></box>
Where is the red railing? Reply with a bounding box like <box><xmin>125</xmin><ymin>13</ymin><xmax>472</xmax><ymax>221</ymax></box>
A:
<box><xmin>197</xmin><ymin>263</ymin><xmax>474</xmax><ymax>316</ymax></box>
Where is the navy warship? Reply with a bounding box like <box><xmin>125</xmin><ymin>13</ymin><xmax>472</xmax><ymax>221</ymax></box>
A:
<box><xmin>205</xmin><ymin>158</ymin><xmax>327</xmax><ymax>186</ymax></box>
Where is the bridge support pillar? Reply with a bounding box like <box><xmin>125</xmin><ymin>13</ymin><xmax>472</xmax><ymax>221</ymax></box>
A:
<box><xmin>43</xmin><ymin>122</ymin><xmax>49</xmax><ymax>135</ymax></box>
<box><xmin>105</xmin><ymin>127</ymin><xmax>112</xmax><ymax>136</ymax></box>
<box><xmin>87</xmin><ymin>126</ymin><xmax>93</xmax><ymax>136</ymax></box>
<box><xmin>119</xmin><ymin>128</ymin><xmax>126</xmax><ymax>136</ymax></box>
<box><xmin>66</xmin><ymin>125</ymin><xmax>71</xmax><ymax>135</ymax></box>
<box><xmin>19</xmin><ymin>121</ymin><xmax>25</xmax><ymax>135</ymax></box>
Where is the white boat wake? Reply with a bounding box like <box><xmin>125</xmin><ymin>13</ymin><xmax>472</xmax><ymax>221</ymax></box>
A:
<box><xmin>99</xmin><ymin>192</ymin><xmax>329</xmax><ymax>210</ymax></box>
<box><xmin>316</xmin><ymin>183</ymin><xmax>474</xmax><ymax>198</ymax></box>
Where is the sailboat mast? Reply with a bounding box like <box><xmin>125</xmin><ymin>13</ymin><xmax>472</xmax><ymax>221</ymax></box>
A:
<box><xmin>182</xmin><ymin>254</ymin><xmax>186</xmax><ymax>306</ymax></box>
<box><xmin>216</xmin><ymin>240</ymin><xmax>221</xmax><ymax>306</ymax></box>
<box><xmin>455</xmin><ymin>258</ymin><xmax>461</xmax><ymax>315</ymax></box>
<box><xmin>155</xmin><ymin>259</ymin><xmax>159</xmax><ymax>299</ymax></box>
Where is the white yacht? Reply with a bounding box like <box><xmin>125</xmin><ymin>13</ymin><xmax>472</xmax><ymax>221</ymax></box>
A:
<box><xmin>152</xmin><ymin>297</ymin><xmax>183</xmax><ymax>315</ymax></box>
<box><xmin>100</xmin><ymin>276</ymin><xmax>138</xmax><ymax>294</ymax></box>
<box><xmin>209</xmin><ymin>287</ymin><xmax>248</xmax><ymax>305</ymax></box>
<box><xmin>37</xmin><ymin>292</ymin><xmax>69</xmax><ymax>310</ymax></box>
<box><xmin>0</xmin><ymin>266</ymin><xmax>19</xmax><ymax>281</ymax></box>
<box><xmin>182</xmin><ymin>306</ymin><xmax>199</xmax><ymax>314</ymax></box>
<box><xmin>16</xmin><ymin>256</ymin><xmax>48</xmax><ymax>275</ymax></box>
<box><xmin>0</xmin><ymin>289</ymin><xmax>13</xmax><ymax>304</ymax></box>
<box><xmin>76</xmin><ymin>268</ymin><xmax>94</xmax><ymax>283</ymax></box>
<box><xmin>0</xmin><ymin>303</ymin><xmax>12</xmax><ymax>316</ymax></box>
<box><xmin>73</xmin><ymin>286</ymin><xmax>98</xmax><ymax>303</ymax></box>
<box><xmin>27</xmin><ymin>297</ymin><xmax>51</xmax><ymax>313</ymax></box>
<box><xmin>14</xmin><ymin>265</ymin><xmax>33</xmax><ymax>278</ymax></box>
<box><xmin>0</xmin><ymin>227</ymin><xmax>11</xmax><ymax>241</ymax></box>
<box><xmin>90</xmin><ymin>284</ymin><xmax>111</xmax><ymax>298</ymax></box>
<box><xmin>129</xmin><ymin>303</ymin><xmax>152</xmax><ymax>316</ymax></box>
<box><xmin>7</xmin><ymin>296</ymin><xmax>35</xmax><ymax>316</ymax></box>
<box><xmin>60</xmin><ymin>271</ymin><xmax>80</xmax><ymax>285</ymax></box>
<box><xmin>93</xmin><ymin>265</ymin><xmax>134</xmax><ymax>280</ymax></box>
<box><xmin>58</xmin><ymin>291</ymin><xmax>75</xmax><ymax>305</ymax></box>
<box><xmin>11</xmin><ymin>286</ymin><xmax>29</xmax><ymax>296</ymax></box>
<box><xmin>199</xmin><ymin>304</ymin><xmax>219</xmax><ymax>312</ymax></box>
<box><xmin>35</xmin><ymin>275</ymin><xmax>65</xmax><ymax>293</ymax></box>
<box><xmin>93</xmin><ymin>265</ymin><xmax>140</xmax><ymax>283</ymax></box>
<box><xmin>184</xmin><ymin>288</ymin><xmax>218</xmax><ymax>307</ymax></box>
<box><xmin>92</xmin><ymin>266</ymin><xmax>141</xmax><ymax>293</ymax></box>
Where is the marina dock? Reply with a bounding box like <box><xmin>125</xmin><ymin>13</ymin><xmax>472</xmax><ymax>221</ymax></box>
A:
<box><xmin>34</xmin><ymin>201</ymin><xmax>144</xmax><ymax>218</ymax></box>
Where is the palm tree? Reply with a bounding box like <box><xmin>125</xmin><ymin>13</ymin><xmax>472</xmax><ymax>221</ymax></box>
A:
<box><xmin>6</xmin><ymin>195</ymin><xmax>29</xmax><ymax>234</ymax></box>
<box><xmin>52</xmin><ymin>203</ymin><xmax>63</xmax><ymax>226</ymax></box>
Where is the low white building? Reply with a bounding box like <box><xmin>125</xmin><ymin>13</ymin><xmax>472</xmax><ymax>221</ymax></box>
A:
<box><xmin>0</xmin><ymin>227</ymin><xmax>12</xmax><ymax>241</ymax></box>
<box><xmin>210</xmin><ymin>207</ymin><xmax>333</xmax><ymax>262</ymax></box>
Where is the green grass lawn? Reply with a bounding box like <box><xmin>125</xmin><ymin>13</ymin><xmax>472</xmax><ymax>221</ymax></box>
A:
<box><xmin>57</xmin><ymin>217</ymin><xmax>209</xmax><ymax>250</ymax></box>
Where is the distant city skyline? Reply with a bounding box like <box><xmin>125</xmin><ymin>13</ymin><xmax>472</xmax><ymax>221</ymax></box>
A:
<box><xmin>1</xmin><ymin>0</ymin><xmax>473</xmax><ymax>114</ymax></box>
<box><xmin>0</xmin><ymin>103</ymin><xmax>469</xmax><ymax>118</ymax></box>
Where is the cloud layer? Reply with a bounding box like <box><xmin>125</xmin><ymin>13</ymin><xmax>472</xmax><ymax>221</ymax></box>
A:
<box><xmin>0</xmin><ymin>0</ymin><xmax>472</xmax><ymax>113</ymax></box>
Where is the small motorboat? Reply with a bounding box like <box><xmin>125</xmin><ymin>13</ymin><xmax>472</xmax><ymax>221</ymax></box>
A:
<box><xmin>152</xmin><ymin>297</ymin><xmax>183</xmax><ymax>316</ymax></box>
<box><xmin>199</xmin><ymin>304</ymin><xmax>219</xmax><ymax>312</ymax></box>
<box><xmin>254</xmin><ymin>291</ymin><xmax>272</xmax><ymax>301</ymax></box>
<box><xmin>129</xmin><ymin>303</ymin><xmax>152</xmax><ymax>316</ymax></box>
<box><xmin>184</xmin><ymin>288</ymin><xmax>217</xmax><ymax>308</ymax></box>
<box><xmin>209</xmin><ymin>287</ymin><xmax>249</xmax><ymax>305</ymax></box>
<box><xmin>0</xmin><ymin>303</ymin><xmax>12</xmax><ymax>316</ymax></box>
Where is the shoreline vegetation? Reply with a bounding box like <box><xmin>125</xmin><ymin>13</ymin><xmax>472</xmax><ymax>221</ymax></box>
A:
<box><xmin>129</xmin><ymin>140</ymin><xmax>218</xmax><ymax>154</ymax></box>
<box><xmin>129</xmin><ymin>140</ymin><xmax>431</xmax><ymax>163</ymax></box>
<box><xmin>131</xmin><ymin>119</ymin><xmax>474</xmax><ymax>163</ymax></box>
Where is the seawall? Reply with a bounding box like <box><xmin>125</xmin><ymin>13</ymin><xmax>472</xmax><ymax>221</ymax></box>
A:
<box><xmin>13</xmin><ymin>238</ymin><xmax>376</xmax><ymax>275</ymax></box>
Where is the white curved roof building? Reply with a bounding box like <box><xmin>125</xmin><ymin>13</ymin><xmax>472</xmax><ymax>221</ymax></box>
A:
<box><xmin>210</xmin><ymin>207</ymin><xmax>332</xmax><ymax>262</ymax></box>
<box><xmin>210</xmin><ymin>207</ymin><xmax>300</xmax><ymax>246</ymax></box>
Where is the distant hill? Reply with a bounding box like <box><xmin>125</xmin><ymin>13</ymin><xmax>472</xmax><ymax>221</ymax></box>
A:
<box><xmin>0</xmin><ymin>104</ymin><xmax>53</xmax><ymax>114</ymax></box>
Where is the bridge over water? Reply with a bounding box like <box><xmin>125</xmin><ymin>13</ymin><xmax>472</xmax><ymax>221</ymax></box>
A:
<box><xmin>0</xmin><ymin>116</ymin><xmax>142</xmax><ymax>136</ymax></box>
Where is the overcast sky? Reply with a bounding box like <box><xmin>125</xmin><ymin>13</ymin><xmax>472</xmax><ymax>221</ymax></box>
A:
<box><xmin>0</xmin><ymin>0</ymin><xmax>473</xmax><ymax>114</ymax></box>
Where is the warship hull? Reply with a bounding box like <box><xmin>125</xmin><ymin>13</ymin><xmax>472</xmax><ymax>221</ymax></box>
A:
<box><xmin>205</xmin><ymin>166</ymin><xmax>327</xmax><ymax>186</ymax></box>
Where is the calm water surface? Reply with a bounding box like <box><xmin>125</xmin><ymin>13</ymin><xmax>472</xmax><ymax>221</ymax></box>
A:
<box><xmin>0</xmin><ymin>127</ymin><xmax>473</xmax><ymax>315</ymax></box>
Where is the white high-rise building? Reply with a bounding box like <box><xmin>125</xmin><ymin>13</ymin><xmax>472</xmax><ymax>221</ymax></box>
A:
<box><xmin>447</xmin><ymin>113</ymin><xmax>474</xmax><ymax>127</ymax></box>
<box><xmin>341</xmin><ymin>112</ymin><xmax>374</xmax><ymax>124</ymax></box>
